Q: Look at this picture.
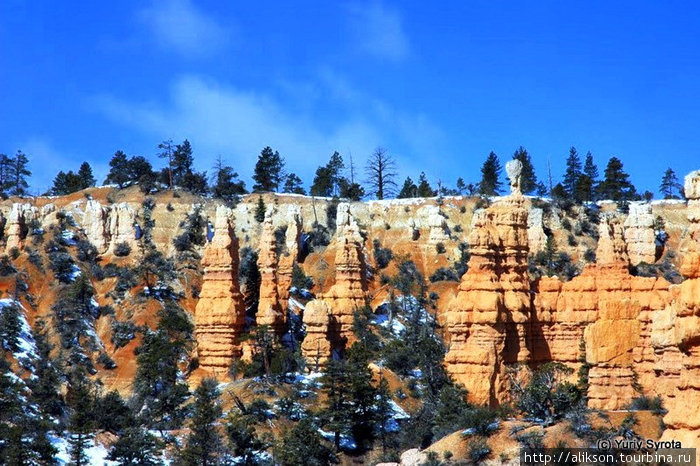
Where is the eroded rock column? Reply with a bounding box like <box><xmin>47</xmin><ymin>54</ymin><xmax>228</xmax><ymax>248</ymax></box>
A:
<box><xmin>194</xmin><ymin>206</ymin><xmax>246</xmax><ymax>377</ymax></box>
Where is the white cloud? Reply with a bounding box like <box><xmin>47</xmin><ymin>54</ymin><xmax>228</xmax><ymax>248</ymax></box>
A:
<box><xmin>137</xmin><ymin>0</ymin><xmax>231</xmax><ymax>57</ymax></box>
<box><xmin>348</xmin><ymin>2</ymin><xmax>410</xmax><ymax>61</ymax></box>
<box><xmin>91</xmin><ymin>73</ymin><xmax>442</xmax><ymax>189</ymax></box>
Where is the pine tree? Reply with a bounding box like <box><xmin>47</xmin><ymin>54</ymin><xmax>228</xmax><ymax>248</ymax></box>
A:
<box><xmin>397</xmin><ymin>176</ymin><xmax>417</xmax><ymax>198</ymax></box>
<box><xmin>0</xmin><ymin>301</ymin><xmax>22</xmax><ymax>352</ymax></box>
<box><xmin>375</xmin><ymin>373</ymin><xmax>393</xmax><ymax>452</ymax></box>
<box><xmin>320</xmin><ymin>359</ymin><xmax>352</xmax><ymax>450</ymax></box>
<box><xmin>597</xmin><ymin>157</ymin><xmax>637</xmax><ymax>202</ymax></box>
<box><xmin>158</xmin><ymin>139</ymin><xmax>175</xmax><ymax>190</ymax></box>
<box><xmin>583</xmin><ymin>152</ymin><xmax>599</xmax><ymax>199</ymax></box>
<box><xmin>660</xmin><ymin>168</ymin><xmax>683</xmax><ymax>199</ymax></box>
<box><xmin>284</xmin><ymin>173</ymin><xmax>306</xmax><ymax>194</ymax></box>
<box><xmin>77</xmin><ymin>162</ymin><xmax>96</xmax><ymax>189</ymax></box>
<box><xmin>211</xmin><ymin>156</ymin><xmax>247</xmax><ymax>203</ymax></box>
<box><xmin>225</xmin><ymin>409</ymin><xmax>269</xmax><ymax>465</ymax></box>
<box><xmin>338</xmin><ymin>178</ymin><xmax>365</xmax><ymax>201</ymax></box>
<box><xmin>346</xmin><ymin>344</ymin><xmax>379</xmax><ymax>450</ymax></box>
<box><xmin>456</xmin><ymin>177</ymin><xmax>467</xmax><ymax>195</ymax></box>
<box><xmin>253</xmin><ymin>146</ymin><xmax>285</xmax><ymax>192</ymax></box>
<box><xmin>109</xmin><ymin>427</ymin><xmax>163</xmax><ymax>465</ymax></box>
<box><xmin>0</xmin><ymin>153</ymin><xmax>12</xmax><ymax>196</ymax></box>
<box><xmin>28</xmin><ymin>323</ymin><xmax>64</xmax><ymax>420</ymax></box>
<box><xmin>180</xmin><ymin>378</ymin><xmax>223</xmax><ymax>466</ymax></box>
<box><xmin>478</xmin><ymin>151</ymin><xmax>502</xmax><ymax>196</ymax></box>
<box><xmin>275</xmin><ymin>418</ymin><xmax>335</xmax><ymax>466</ymax></box>
<box><xmin>416</xmin><ymin>172</ymin><xmax>436</xmax><ymax>197</ymax></box>
<box><xmin>105</xmin><ymin>150</ymin><xmax>131</xmax><ymax>187</ymax></box>
<box><xmin>172</xmin><ymin>139</ymin><xmax>194</xmax><ymax>186</ymax></box>
<box><xmin>365</xmin><ymin>147</ymin><xmax>397</xmax><ymax>200</ymax></box>
<box><xmin>67</xmin><ymin>370</ymin><xmax>96</xmax><ymax>466</ymax></box>
<box><xmin>8</xmin><ymin>150</ymin><xmax>31</xmax><ymax>196</ymax></box>
<box><xmin>312</xmin><ymin>151</ymin><xmax>345</xmax><ymax>197</ymax></box>
<box><xmin>51</xmin><ymin>170</ymin><xmax>84</xmax><ymax>195</ymax></box>
<box><xmin>255</xmin><ymin>196</ymin><xmax>266</xmax><ymax>223</ymax></box>
<box><xmin>512</xmin><ymin>146</ymin><xmax>539</xmax><ymax>194</ymax></box>
<box><xmin>563</xmin><ymin>147</ymin><xmax>582</xmax><ymax>197</ymax></box>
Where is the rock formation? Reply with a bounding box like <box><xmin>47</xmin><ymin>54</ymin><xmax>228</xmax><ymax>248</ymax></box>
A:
<box><xmin>194</xmin><ymin>206</ymin><xmax>246</xmax><ymax>377</ymax></box>
<box><xmin>277</xmin><ymin>207</ymin><xmax>302</xmax><ymax>309</ymax></box>
<box><xmin>107</xmin><ymin>203</ymin><xmax>138</xmax><ymax>254</ymax></box>
<box><xmin>302</xmin><ymin>203</ymin><xmax>368</xmax><ymax>365</ymax></box>
<box><xmin>5</xmin><ymin>203</ymin><xmax>35</xmax><ymax>252</ymax></box>
<box><xmin>300</xmin><ymin>300</ymin><xmax>333</xmax><ymax>371</ymax></box>
<box><xmin>256</xmin><ymin>207</ymin><xmax>284</xmax><ymax>334</ymax></box>
<box><xmin>445</xmin><ymin>160</ymin><xmax>531</xmax><ymax>405</ymax></box>
<box><xmin>426</xmin><ymin>205</ymin><xmax>450</xmax><ymax>244</ymax></box>
<box><xmin>527</xmin><ymin>207</ymin><xmax>547</xmax><ymax>253</ymax></box>
<box><xmin>624</xmin><ymin>202</ymin><xmax>657</xmax><ymax>265</ymax></box>
<box><xmin>83</xmin><ymin>200</ymin><xmax>110</xmax><ymax>253</ymax></box>
<box><xmin>661</xmin><ymin>169</ymin><xmax>700</xmax><ymax>447</ymax></box>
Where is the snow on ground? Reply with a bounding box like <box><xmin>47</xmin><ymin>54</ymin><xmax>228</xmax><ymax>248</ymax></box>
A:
<box><xmin>69</xmin><ymin>264</ymin><xmax>82</xmax><ymax>281</ymax></box>
<box><xmin>51</xmin><ymin>435</ymin><xmax>117</xmax><ymax>466</ymax></box>
<box><xmin>318</xmin><ymin>429</ymin><xmax>358</xmax><ymax>450</ymax></box>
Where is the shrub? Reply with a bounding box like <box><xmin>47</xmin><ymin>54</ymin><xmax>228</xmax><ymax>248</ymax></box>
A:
<box><xmin>48</xmin><ymin>251</ymin><xmax>76</xmax><ymax>283</ymax></box>
<box><xmin>429</xmin><ymin>267</ymin><xmax>459</xmax><ymax>283</ymax></box>
<box><xmin>0</xmin><ymin>255</ymin><xmax>16</xmax><ymax>276</ymax></box>
<box><xmin>98</xmin><ymin>352</ymin><xmax>116</xmax><ymax>369</ymax></box>
<box><xmin>27</xmin><ymin>248</ymin><xmax>44</xmax><ymax>270</ymax></box>
<box><xmin>628</xmin><ymin>395</ymin><xmax>665</xmax><ymax>414</ymax></box>
<box><xmin>9</xmin><ymin>247</ymin><xmax>20</xmax><ymax>260</ymax></box>
<box><xmin>290</xmin><ymin>263</ymin><xmax>313</xmax><ymax>291</ymax></box>
<box><xmin>512</xmin><ymin>362</ymin><xmax>582</xmax><ymax>424</ymax></box>
<box><xmin>114</xmin><ymin>241</ymin><xmax>131</xmax><ymax>257</ymax></box>
<box><xmin>461</xmin><ymin>406</ymin><xmax>499</xmax><ymax>436</ymax></box>
<box><xmin>561</xmin><ymin>218</ymin><xmax>572</xmax><ymax>231</ymax></box>
<box><xmin>373</xmin><ymin>239</ymin><xmax>393</xmax><ymax>269</ymax></box>
<box><xmin>583</xmin><ymin>248</ymin><xmax>596</xmax><ymax>262</ymax></box>
<box><xmin>467</xmin><ymin>437</ymin><xmax>491</xmax><ymax>464</ymax></box>
<box><xmin>567</xmin><ymin>234</ymin><xmax>577</xmax><ymax>246</ymax></box>
<box><xmin>435</xmin><ymin>242</ymin><xmax>446</xmax><ymax>254</ymax></box>
<box><xmin>76</xmin><ymin>239</ymin><xmax>99</xmax><ymax>263</ymax></box>
<box><xmin>453</xmin><ymin>224</ymin><xmax>462</xmax><ymax>233</ymax></box>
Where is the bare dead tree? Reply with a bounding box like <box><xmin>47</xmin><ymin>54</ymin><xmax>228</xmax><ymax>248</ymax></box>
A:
<box><xmin>364</xmin><ymin>147</ymin><xmax>397</xmax><ymax>200</ymax></box>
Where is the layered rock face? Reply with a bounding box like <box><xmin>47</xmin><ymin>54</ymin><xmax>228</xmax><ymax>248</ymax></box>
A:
<box><xmin>302</xmin><ymin>203</ymin><xmax>368</xmax><ymax>365</ymax></box>
<box><xmin>194</xmin><ymin>206</ymin><xmax>246</xmax><ymax>377</ymax></box>
<box><xmin>662</xmin><ymin>170</ymin><xmax>700</xmax><ymax>447</ymax></box>
<box><xmin>426</xmin><ymin>205</ymin><xmax>450</xmax><ymax>244</ymax></box>
<box><xmin>107</xmin><ymin>203</ymin><xmax>138</xmax><ymax>254</ymax></box>
<box><xmin>624</xmin><ymin>202</ymin><xmax>657</xmax><ymax>265</ymax></box>
<box><xmin>445</xmin><ymin>161</ymin><xmax>531</xmax><ymax>405</ymax></box>
<box><xmin>256</xmin><ymin>208</ymin><xmax>284</xmax><ymax>334</ymax></box>
<box><xmin>83</xmin><ymin>200</ymin><xmax>110</xmax><ymax>253</ymax></box>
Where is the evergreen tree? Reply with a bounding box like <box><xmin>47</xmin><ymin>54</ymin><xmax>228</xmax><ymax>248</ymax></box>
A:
<box><xmin>583</xmin><ymin>152</ymin><xmax>599</xmax><ymax>199</ymax></box>
<box><xmin>597</xmin><ymin>157</ymin><xmax>637</xmax><ymax>202</ymax></box>
<box><xmin>573</xmin><ymin>174</ymin><xmax>594</xmax><ymax>203</ymax></box>
<box><xmin>28</xmin><ymin>323</ymin><xmax>64</xmax><ymax>420</ymax></box>
<box><xmin>77</xmin><ymin>162</ymin><xmax>96</xmax><ymax>189</ymax></box>
<box><xmin>180</xmin><ymin>378</ymin><xmax>223</xmax><ymax>466</ymax></box>
<box><xmin>67</xmin><ymin>370</ymin><xmax>96</xmax><ymax>466</ymax></box>
<box><xmin>211</xmin><ymin>157</ymin><xmax>247</xmax><ymax>203</ymax></box>
<box><xmin>365</xmin><ymin>147</ymin><xmax>397</xmax><ymax>200</ymax></box>
<box><xmin>660</xmin><ymin>168</ymin><xmax>683</xmax><ymax>199</ymax></box>
<box><xmin>95</xmin><ymin>390</ymin><xmax>134</xmax><ymax>434</ymax></box>
<box><xmin>0</xmin><ymin>301</ymin><xmax>22</xmax><ymax>352</ymax></box>
<box><xmin>51</xmin><ymin>170</ymin><xmax>84</xmax><ymax>195</ymax></box>
<box><xmin>225</xmin><ymin>409</ymin><xmax>269</xmax><ymax>465</ymax></box>
<box><xmin>397</xmin><ymin>176</ymin><xmax>418</xmax><ymax>198</ymax></box>
<box><xmin>108</xmin><ymin>427</ymin><xmax>163</xmax><ymax>466</ymax></box>
<box><xmin>338</xmin><ymin>178</ymin><xmax>365</xmax><ymax>201</ymax></box>
<box><xmin>8</xmin><ymin>150</ymin><xmax>31</xmax><ymax>196</ymax></box>
<box><xmin>133</xmin><ymin>302</ymin><xmax>192</xmax><ymax>438</ymax></box>
<box><xmin>172</xmin><ymin>139</ymin><xmax>194</xmax><ymax>186</ymax></box>
<box><xmin>512</xmin><ymin>146</ymin><xmax>539</xmax><ymax>194</ymax></box>
<box><xmin>563</xmin><ymin>146</ymin><xmax>582</xmax><ymax>196</ymax></box>
<box><xmin>456</xmin><ymin>177</ymin><xmax>467</xmax><ymax>195</ymax></box>
<box><xmin>416</xmin><ymin>172</ymin><xmax>436</xmax><ymax>197</ymax></box>
<box><xmin>283</xmin><ymin>173</ymin><xmax>306</xmax><ymax>194</ymax></box>
<box><xmin>275</xmin><ymin>418</ymin><xmax>336</xmax><ymax>465</ymax></box>
<box><xmin>158</xmin><ymin>139</ymin><xmax>175</xmax><ymax>190</ymax></box>
<box><xmin>255</xmin><ymin>196</ymin><xmax>266</xmax><ymax>223</ymax></box>
<box><xmin>105</xmin><ymin>150</ymin><xmax>131</xmax><ymax>187</ymax></box>
<box><xmin>320</xmin><ymin>359</ymin><xmax>352</xmax><ymax>450</ymax></box>
<box><xmin>478</xmin><ymin>151</ymin><xmax>502</xmax><ymax>196</ymax></box>
<box><xmin>253</xmin><ymin>146</ymin><xmax>285</xmax><ymax>192</ymax></box>
<box><xmin>0</xmin><ymin>153</ymin><xmax>12</xmax><ymax>196</ymax></box>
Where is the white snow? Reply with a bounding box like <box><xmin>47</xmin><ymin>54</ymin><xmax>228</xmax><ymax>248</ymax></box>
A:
<box><xmin>51</xmin><ymin>434</ymin><xmax>117</xmax><ymax>466</ymax></box>
<box><xmin>318</xmin><ymin>429</ymin><xmax>357</xmax><ymax>450</ymax></box>
<box><xmin>69</xmin><ymin>264</ymin><xmax>82</xmax><ymax>281</ymax></box>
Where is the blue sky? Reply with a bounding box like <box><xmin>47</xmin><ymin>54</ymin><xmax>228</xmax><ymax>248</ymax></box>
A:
<box><xmin>1</xmin><ymin>1</ymin><xmax>699</xmax><ymax>196</ymax></box>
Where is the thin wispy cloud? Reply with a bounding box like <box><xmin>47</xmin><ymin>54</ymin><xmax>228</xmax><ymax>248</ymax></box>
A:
<box><xmin>137</xmin><ymin>0</ymin><xmax>232</xmax><ymax>57</ymax></box>
<box><xmin>348</xmin><ymin>2</ymin><xmax>410</xmax><ymax>61</ymax></box>
<box><xmin>91</xmin><ymin>73</ymin><xmax>442</xmax><ymax>184</ymax></box>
